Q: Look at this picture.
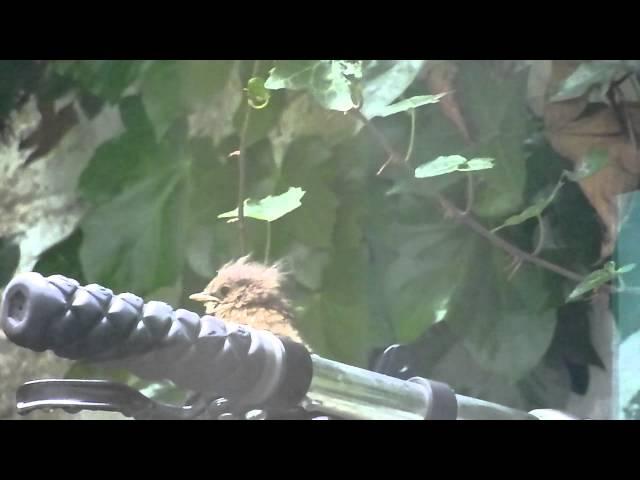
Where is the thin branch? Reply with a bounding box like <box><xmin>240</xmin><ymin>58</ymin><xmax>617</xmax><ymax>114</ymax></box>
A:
<box><xmin>436</xmin><ymin>195</ymin><xmax>584</xmax><ymax>282</ymax></box>
<box><xmin>236</xmin><ymin>60</ymin><xmax>262</xmax><ymax>254</ymax></box>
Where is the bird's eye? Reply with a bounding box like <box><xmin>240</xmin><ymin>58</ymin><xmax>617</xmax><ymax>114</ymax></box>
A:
<box><xmin>219</xmin><ymin>286</ymin><xmax>231</xmax><ymax>297</ymax></box>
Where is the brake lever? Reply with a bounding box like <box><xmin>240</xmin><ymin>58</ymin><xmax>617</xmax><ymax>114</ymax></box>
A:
<box><xmin>16</xmin><ymin>379</ymin><xmax>335</xmax><ymax>420</ymax></box>
<box><xmin>16</xmin><ymin>379</ymin><xmax>206</xmax><ymax>420</ymax></box>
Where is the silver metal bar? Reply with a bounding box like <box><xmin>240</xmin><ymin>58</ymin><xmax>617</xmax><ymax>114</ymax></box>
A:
<box><xmin>303</xmin><ymin>355</ymin><xmax>429</xmax><ymax>420</ymax></box>
<box><xmin>456</xmin><ymin>395</ymin><xmax>537</xmax><ymax>420</ymax></box>
<box><xmin>304</xmin><ymin>355</ymin><xmax>538</xmax><ymax>420</ymax></box>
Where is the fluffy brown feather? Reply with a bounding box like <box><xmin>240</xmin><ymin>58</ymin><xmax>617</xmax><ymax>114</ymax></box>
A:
<box><xmin>190</xmin><ymin>256</ymin><xmax>304</xmax><ymax>344</ymax></box>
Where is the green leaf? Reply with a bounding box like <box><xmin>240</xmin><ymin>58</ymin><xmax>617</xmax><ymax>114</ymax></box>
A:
<box><xmin>218</xmin><ymin>187</ymin><xmax>306</xmax><ymax>223</ymax></box>
<box><xmin>460</xmin><ymin>158</ymin><xmax>495</xmax><ymax>171</ymax></box>
<box><xmin>79</xmin><ymin>96</ymin><xmax>169</xmax><ymax>205</ymax></box>
<box><xmin>79</xmin><ymin>163</ymin><xmax>189</xmax><ymax>296</ymax></box>
<box><xmin>287</xmin><ymin>243</ymin><xmax>330</xmax><ymax>291</ymax></box>
<box><xmin>448</xmin><ymin>246</ymin><xmax>558</xmax><ymax>380</ymax></box>
<box><xmin>33</xmin><ymin>230</ymin><xmax>85</xmax><ymax>284</ymax></box>
<box><xmin>181</xmin><ymin>60</ymin><xmax>234</xmax><ymax>108</ymax></box>
<box><xmin>376</xmin><ymin>93</ymin><xmax>446</xmax><ymax>118</ymax></box>
<box><xmin>265</xmin><ymin>60</ymin><xmax>356</xmax><ymax>112</ymax></box>
<box><xmin>276</xmin><ymin>185</ymin><xmax>338</xmax><ymax>249</ymax></box>
<box><xmin>565</xmin><ymin>147</ymin><xmax>610</xmax><ymax>181</ymax></box>
<box><xmin>301</xmin><ymin>243</ymin><xmax>371</xmax><ymax>366</ymax></box>
<box><xmin>455</xmin><ymin>62</ymin><xmax>531</xmax><ymax>218</ymax></box>
<box><xmin>359</xmin><ymin>60</ymin><xmax>426</xmax><ymax>119</ymax></box>
<box><xmin>383</xmin><ymin>223</ymin><xmax>475</xmax><ymax>342</ymax></box>
<box><xmin>269</xmin><ymin>93</ymin><xmax>360</xmax><ymax>168</ymax></box>
<box><xmin>414</xmin><ymin>155</ymin><xmax>494</xmax><ymax>178</ymax></box>
<box><xmin>492</xmin><ymin>179</ymin><xmax>563</xmax><ymax>232</ymax></box>
<box><xmin>551</xmin><ymin>61</ymin><xmax>632</xmax><ymax>102</ymax></box>
<box><xmin>273</xmin><ymin>138</ymin><xmax>339</xmax><ymax>249</ymax></box>
<box><xmin>567</xmin><ymin>262</ymin><xmax>636</xmax><ymax>302</ymax></box>
<box><xmin>493</xmin><ymin>203</ymin><xmax>545</xmax><ymax>231</ymax></box>
<box><xmin>415</xmin><ymin>155</ymin><xmax>468</xmax><ymax>177</ymax></box>
<box><xmin>141</xmin><ymin>60</ymin><xmax>186</xmax><ymax>139</ymax></box>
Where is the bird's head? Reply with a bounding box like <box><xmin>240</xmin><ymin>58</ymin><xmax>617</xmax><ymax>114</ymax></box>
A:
<box><xmin>189</xmin><ymin>256</ymin><xmax>287</xmax><ymax>313</ymax></box>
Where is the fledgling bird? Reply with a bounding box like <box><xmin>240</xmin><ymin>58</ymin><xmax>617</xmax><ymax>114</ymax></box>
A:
<box><xmin>189</xmin><ymin>256</ymin><xmax>305</xmax><ymax>345</ymax></box>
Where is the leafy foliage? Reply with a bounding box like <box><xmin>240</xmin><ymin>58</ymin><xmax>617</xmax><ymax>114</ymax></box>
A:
<box><xmin>6</xmin><ymin>59</ymin><xmax>636</xmax><ymax>415</ymax></box>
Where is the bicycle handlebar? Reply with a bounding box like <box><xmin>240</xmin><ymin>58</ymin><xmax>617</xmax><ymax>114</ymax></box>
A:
<box><xmin>0</xmin><ymin>272</ymin><xmax>311</xmax><ymax>409</ymax></box>
<box><xmin>0</xmin><ymin>272</ymin><xmax>583</xmax><ymax>420</ymax></box>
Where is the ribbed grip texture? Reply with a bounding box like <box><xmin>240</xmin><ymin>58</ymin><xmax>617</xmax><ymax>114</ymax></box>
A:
<box><xmin>0</xmin><ymin>272</ymin><xmax>288</xmax><ymax>401</ymax></box>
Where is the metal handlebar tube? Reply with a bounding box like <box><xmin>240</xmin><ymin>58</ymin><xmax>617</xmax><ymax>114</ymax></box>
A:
<box><xmin>304</xmin><ymin>355</ymin><xmax>537</xmax><ymax>420</ymax></box>
<box><xmin>0</xmin><ymin>272</ymin><xmax>312</xmax><ymax>410</ymax></box>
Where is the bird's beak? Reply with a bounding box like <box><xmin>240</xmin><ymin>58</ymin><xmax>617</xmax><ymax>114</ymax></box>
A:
<box><xmin>189</xmin><ymin>292</ymin><xmax>221</xmax><ymax>303</ymax></box>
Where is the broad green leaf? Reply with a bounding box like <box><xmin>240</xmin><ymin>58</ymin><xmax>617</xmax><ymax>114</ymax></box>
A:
<box><xmin>359</xmin><ymin>60</ymin><xmax>426</xmax><ymax>119</ymax></box>
<box><xmin>282</xmin><ymin>185</ymin><xmax>338</xmax><ymax>248</ymax></box>
<box><xmin>181</xmin><ymin>60</ymin><xmax>234</xmax><ymax>108</ymax></box>
<box><xmin>551</xmin><ymin>61</ymin><xmax>633</xmax><ymax>102</ymax></box>
<box><xmin>301</xmin><ymin>237</ymin><xmax>370</xmax><ymax>366</ymax></box>
<box><xmin>79</xmin><ymin>97</ymin><xmax>177</xmax><ymax>206</ymax></box>
<box><xmin>376</xmin><ymin>93</ymin><xmax>446</xmax><ymax>118</ymax></box>
<box><xmin>265</xmin><ymin>60</ymin><xmax>356</xmax><ymax>112</ymax></box>
<box><xmin>218</xmin><ymin>187</ymin><xmax>306</xmax><ymax>223</ymax></box>
<box><xmin>141</xmin><ymin>60</ymin><xmax>185</xmax><ymax>139</ymax></box>
<box><xmin>79</xmin><ymin>163</ymin><xmax>189</xmax><ymax>296</ymax></box>
<box><xmin>448</xmin><ymin>246</ymin><xmax>558</xmax><ymax>380</ymax></box>
<box><xmin>269</xmin><ymin>93</ymin><xmax>360</xmax><ymax>168</ymax></box>
<box><xmin>273</xmin><ymin>138</ymin><xmax>338</xmax><ymax>249</ymax></box>
<box><xmin>455</xmin><ymin>61</ymin><xmax>531</xmax><ymax>218</ymax></box>
<box><xmin>383</xmin><ymin>223</ymin><xmax>475</xmax><ymax>342</ymax></box>
<box><xmin>567</xmin><ymin>262</ymin><xmax>636</xmax><ymax>302</ymax></box>
<box><xmin>565</xmin><ymin>147</ymin><xmax>610</xmax><ymax>181</ymax></box>
<box><xmin>415</xmin><ymin>155</ymin><xmax>467</xmax><ymax>177</ymax></box>
<box><xmin>287</xmin><ymin>243</ymin><xmax>330</xmax><ymax>291</ymax></box>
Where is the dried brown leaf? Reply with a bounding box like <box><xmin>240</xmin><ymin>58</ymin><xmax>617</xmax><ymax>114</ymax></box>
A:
<box><xmin>543</xmin><ymin>60</ymin><xmax>640</xmax><ymax>258</ymax></box>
